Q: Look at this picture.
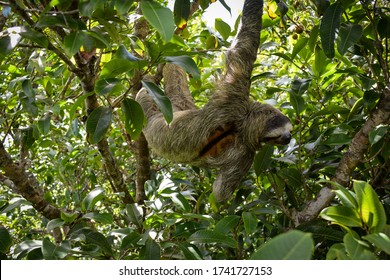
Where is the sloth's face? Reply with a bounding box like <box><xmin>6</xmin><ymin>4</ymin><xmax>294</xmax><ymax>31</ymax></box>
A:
<box><xmin>262</xmin><ymin>120</ymin><xmax>293</xmax><ymax>145</ymax></box>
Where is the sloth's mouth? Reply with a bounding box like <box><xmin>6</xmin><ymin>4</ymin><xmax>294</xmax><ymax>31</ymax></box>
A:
<box><xmin>263</xmin><ymin>132</ymin><xmax>292</xmax><ymax>146</ymax></box>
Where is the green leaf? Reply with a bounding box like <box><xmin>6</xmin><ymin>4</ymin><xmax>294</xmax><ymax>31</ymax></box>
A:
<box><xmin>326</xmin><ymin>243</ymin><xmax>349</xmax><ymax>260</ymax></box>
<box><xmin>83</xmin><ymin>212</ymin><xmax>113</xmax><ymax>224</ymax></box>
<box><xmin>165</xmin><ymin>56</ymin><xmax>200</xmax><ymax>79</ymax></box>
<box><xmin>115</xmin><ymin>0</ymin><xmax>134</xmax><ymax>15</ymax></box>
<box><xmin>291</xmin><ymin>78</ymin><xmax>311</xmax><ymax>95</ymax></box>
<box><xmin>254</xmin><ymin>144</ymin><xmax>274</xmax><ymax>176</ymax></box>
<box><xmin>37</xmin><ymin>114</ymin><xmax>51</xmax><ymax>135</ymax></box>
<box><xmin>95</xmin><ymin>78</ymin><xmax>124</xmax><ymax>96</ymax></box>
<box><xmin>333</xmin><ymin>184</ymin><xmax>358</xmax><ymax>208</ymax></box>
<box><xmin>140</xmin><ymin>237</ymin><xmax>160</xmax><ymax>260</ymax></box>
<box><xmin>46</xmin><ymin>218</ymin><xmax>65</xmax><ymax>232</ymax></box>
<box><xmin>81</xmin><ymin>187</ymin><xmax>105</xmax><ymax>211</ymax></box>
<box><xmin>337</xmin><ymin>24</ymin><xmax>362</xmax><ymax>55</ymax></box>
<box><xmin>279</xmin><ymin>168</ymin><xmax>303</xmax><ymax>189</ymax></box>
<box><xmin>141</xmin><ymin>81</ymin><xmax>173</xmax><ymax>124</ymax></box>
<box><xmin>291</xmin><ymin>37</ymin><xmax>309</xmax><ymax>60</ymax></box>
<box><xmin>0</xmin><ymin>227</ymin><xmax>12</xmax><ymax>254</ymax></box>
<box><xmin>115</xmin><ymin>45</ymin><xmax>142</xmax><ymax>62</ymax></box>
<box><xmin>189</xmin><ymin>229</ymin><xmax>238</xmax><ymax>248</ymax></box>
<box><xmin>20</xmin><ymin>80</ymin><xmax>38</xmax><ymax>117</ymax></box>
<box><xmin>171</xmin><ymin>192</ymin><xmax>192</xmax><ymax>212</ymax></box>
<box><xmin>174</xmin><ymin>0</ymin><xmax>190</xmax><ymax>29</ymax></box>
<box><xmin>177</xmin><ymin>242</ymin><xmax>203</xmax><ymax>260</ymax></box>
<box><xmin>126</xmin><ymin>204</ymin><xmax>143</xmax><ymax>229</ymax></box>
<box><xmin>100</xmin><ymin>58</ymin><xmax>135</xmax><ymax>78</ymax></box>
<box><xmin>242</xmin><ymin>212</ymin><xmax>258</xmax><ymax>235</ymax></box>
<box><xmin>344</xmin><ymin>233</ymin><xmax>376</xmax><ymax>260</ymax></box>
<box><xmin>320</xmin><ymin>1</ymin><xmax>343</xmax><ymax>58</ymax></box>
<box><xmin>42</xmin><ymin>237</ymin><xmax>69</xmax><ymax>260</ymax></box>
<box><xmin>141</xmin><ymin>0</ymin><xmax>175</xmax><ymax>42</ymax></box>
<box><xmin>289</xmin><ymin>92</ymin><xmax>305</xmax><ymax>115</ymax></box>
<box><xmin>250</xmin><ymin>230</ymin><xmax>314</xmax><ymax>260</ymax></box>
<box><xmin>323</xmin><ymin>134</ymin><xmax>353</xmax><ymax>146</ymax></box>
<box><xmin>214</xmin><ymin>215</ymin><xmax>241</xmax><ymax>234</ymax></box>
<box><xmin>121</xmin><ymin>98</ymin><xmax>145</xmax><ymax>140</ymax></box>
<box><xmin>81</xmin><ymin>229</ymin><xmax>113</xmax><ymax>256</ymax></box>
<box><xmin>353</xmin><ymin>180</ymin><xmax>386</xmax><ymax>233</ymax></box>
<box><xmin>60</xmin><ymin>212</ymin><xmax>78</xmax><ymax>223</ymax></box>
<box><xmin>86</xmin><ymin>106</ymin><xmax>112</xmax><ymax>144</ymax></box>
<box><xmin>215</xmin><ymin>18</ymin><xmax>231</xmax><ymax>41</ymax></box>
<box><xmin>36</xmin><ymin>15</ymin><xmax>86</xmax><ymax>30</ymax></box>
<box><xmin>369</xmin><ymin>125</ymin><xmax>388</xmax><ymax>146</ymax></box>
<box><xmin>64</xmin><ymin>31</ymin><xmax>84</xmax><ymax>56</ymax></box>
<box><xmin>120</xmin><ymin>232</ymin><xmax>142</xmax><ymax>251</ymax></box>
<box><xmin>320</xmin><ymin>206</ymin><xmax>362</xmax><ymax>227</ymax></box>
<box><xmin>363</xmin><ymin>233</ymin><xmax>390</xmax><ymax>255</ymax></box>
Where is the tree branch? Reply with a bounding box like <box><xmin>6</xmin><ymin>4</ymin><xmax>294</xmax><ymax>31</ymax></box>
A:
<box><xmin>291</xmin><ymin>86</ymin><xmax>390</xmax><ymax>226</ymax></box>
<box><xmin>0</xmin><ymin>142</ymin><xmax>61</xmax><ymax>220</ymax></box>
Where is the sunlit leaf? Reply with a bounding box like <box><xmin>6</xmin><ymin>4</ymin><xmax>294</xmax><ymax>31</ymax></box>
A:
<box><xmin>141</xmin><ymin>81</ymin><xmax>173</xmax><ymax>124</ymax></box>
<box><xmin>81</xmin><ymin>187</ymin><xmax>105</xmax><ymax>211</ymax></box>
<box><xmin>189</xmin><ymin>229</ymin><xmax>237</xmax><ymax>248</ymax></box>
<box><xmin>320</xmin><ymin>206</ymin><xmax>362</xmax><ymax>227</ymax></box>
<box><xmin>121</xmin><ymin>98</ymin><xmax>145</xmax><ymax>140</ymax></box>
<box><xmin>250</xmin><ymin>230</ymin><xmax>314</xmax><ymax>260</ymax></box>
<box><xmin>141</xmin><ymin>0</ymin><xmax>175</xmax><ymax>42</ymax></box>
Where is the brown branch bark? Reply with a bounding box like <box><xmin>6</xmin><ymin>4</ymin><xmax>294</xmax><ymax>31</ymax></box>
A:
<box><xmin>291</xmin><ymin>86</ymin><xmax>390</xmax><ymax>226</ymax></box>
<box><xmin>0</xmin><ymin>142</ymin><xmax>61</xmax><ymax>220</ymax></box>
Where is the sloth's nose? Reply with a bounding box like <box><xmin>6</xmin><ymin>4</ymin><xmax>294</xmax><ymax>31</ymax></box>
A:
<box><xmin>280</xmin><ymin>132</ymin><xmax>291</xmax><ymax>145</ymax></box>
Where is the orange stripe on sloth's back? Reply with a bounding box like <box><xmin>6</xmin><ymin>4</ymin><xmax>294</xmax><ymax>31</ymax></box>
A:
<box><xmin>199</xmin><ymin>124</ymin><xmax>236</xmax><ymax>158</ymax></box>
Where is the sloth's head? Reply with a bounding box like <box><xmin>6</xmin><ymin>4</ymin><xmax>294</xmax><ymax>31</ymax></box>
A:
<box><xmin>246</xmin><ymin>102</ymin><xmax>293</xmax><ymax>150</ymax></box>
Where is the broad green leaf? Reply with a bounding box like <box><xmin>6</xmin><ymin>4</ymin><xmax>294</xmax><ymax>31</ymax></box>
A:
<box><xmin>320</xmin><ymin>206</ymin><xmax>362</xmax><ymax>227</ymax></box>
<box><xmin>353</xmin><ymin>180</ymin><xmax>386</xmax><ymax>233</ymax></box>
<box><xmin>141</xmin><ymin>0</ymin><xmax>175</xmax><ymax>42</ymax></box>
<box><xmin>81</xmin><ymin>187</ymin><xmax>105</xmax><ymax>211</ymax></box>
<box><xmin>337</xmin><ymin>24</ymin><xmax>362</xmax><ymax>55</ymax></box>
<box><xmin>313</xmin><ymin>46</ymin><xmax>328</xmax><ymax>77</ymax></box>
<box><xmin>42</xmin><ymin>237</ymin><xmax>69</xmax><ymax>260</ymax></box>
<box><xmin>116</xmin><ymin>45</ymin><xmax>142</xmax><ymax>62</ymax></box>
<box><xmin>36</xmin><ymin>15</ymin><xmax>86</xmax><ymax>30</ymax></box>
<box><xmin>279</xmin><ymin>168</ymin><xmax>303</xmax><ymax>189</ymax></box>
<box><xmin>291</xmin><ymin>78</ymin><xmax>311</xmax><ymax>95</ymax></box>
<box><xmin>64</xmin><ymin>31</ymin><xmax>84</xmax><ymax>56</ymax></box>
<box><xmin>320</xmin><ymin>1</ymin><xmax>343</xmax><ymax>58</ymax></box>
<box><xmin>140</xmin><ymin>237</ymin><xmax>160</xmax><ymax>260</ymax></box>
<box><xmin>141</xmin><ymin>81</ymin><xmax>173</xmax><ymax>124</ymax></box>
<box><xmin>126</xmin><ymin>204</ymin><xmax>143</xmax><ymax>229</ymax></box>
<box><xmin>120</xmin><ymin>232</ymin><xmax>142</xmax><ymax>251</ymax></box>
<box><xmin>95</xmin><ymin>78</ymin><xmax>124</xmax><ymax>96</ymax></box>
<box><xmin>250</xmin><ymin>230</ymin><xmax>314</xmax><ymax>260</ymax></box>
<box><xmin>254</xmin><ymin>144</ymin><xmax>274</xmax><ymax>176</ymax></box>
<box><xmin>174</xmin><ymin>0</ymin><xmax>190</xmax><ymax>29</ymax></box>
<box><xmin>326</xmin><ymin>243</ymin><xmax>349</xmax><ymax>260</ymax></box>
<box><xmin>215</xmin><ymin>18</ymin><xmax>231</xmax><ymax>41</ymax></box>
<box><xmin>165</xmin><ymin>56</ymin><xmax>200</xmax><ymax>79</ymax></box>
<box><xmin>171</xmin><ymin>193</ymin><xmax>192</xmax><ymax>212</ymax></box>
<box><xmin>86</xmin><ymin>106</ymin><xmax>112</xmax><ymax>144</ymax></box>
<box><xmin>115</xmin><ymin>0</ymin><xmax>134</xmax><ymax>15</ymax></box>
<box><xmin>289</xmin><ymin>92</ymin><xmax>305</xmax><ymax>115</ymax></box>
<box><xmin>177</xmin><ymin>242</ymin><xmax>203</xmax><ymax>260</ymax></box>
<box><xmin>46</xmin><ymin>218</ymin><xmax>65</xmax><ymax>232</ymax></box>
<box><xmin>60</xmin><ymin>212</ymin><xmax>78</xmax><ymax>223</ymax></box>
<box><xmin>369</xmin><ymin>125</ymin><xmax>388</xmax><ymax>146</ymax></box>
<box><xmin>242</xmin><ymin>212</ymin><xmax>258</xmax><ymax>235</ymax></box>
<box><xmin>80</xmin><ymin>229</ymin><xmax>113</xmax><ymax>255</ymax></box>
<box><xmin>363</xmin><ymin>233</ymin><xmax>390</xmax><ymax>255</ymax></box>
<box><xmin>215</xmin><ymin>215</ymin><xmax>241</xmax><ymax>234</ymax></box>
<box><xmin>37</xmin><ymin>114</ymin><xmax>51</xmax><ymax>135</ymax></box>
<box><xmin>344</xmin><ymin>233</ymin><xmax>376</xmax><ymax>260</ymax></box>
<box><xmin>333</xmin><ymin>184</ymin><xmax>358</xmax><ymax>208</ymax></box>
<box><xmin>83</xmin><ymin>212</ymin><xmax>114</xmax><ymax>224</ymax></box>
<box><xmin>121</xmin><ymin>98</ymin><xmax>145</xmax><ymax>140</ymax></box>
<box><xmin>100</xmin><ymin>58</ymin><xmax>135</xmax><ymax>78</ymax></box>
<box><xmin>189</xmin><ymin>229</ymin><xmax>238</xmax><ymax>248</ymax></box>
<box><xmin>291</xmin><ymin>37</ymin><xmax>309</xmax><ymax>60</ymax></box>
<box><xmin>0</xmin><ymin>227</ymin><xmax>12</xmax><ymax>254</ymax></box>
<box><xmin>323</xmin><ymin>134</ymin><xmax>353</xmax><ymax>146</ymax></box>
<box><xmin>20</xmin><ymin>80</ymin><xmax>38</xmax><ymax>117</ymax></box>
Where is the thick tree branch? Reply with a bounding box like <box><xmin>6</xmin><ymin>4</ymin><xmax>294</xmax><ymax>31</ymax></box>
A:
<box><xmin>0</xmin><ymin>142</ymin><xmax>61</xmax><ymax>220</ymax></box>
<box><xmin>291</xmin><ymin>86</ymin><xmax>390</xmax><ymax>226</ymax></box>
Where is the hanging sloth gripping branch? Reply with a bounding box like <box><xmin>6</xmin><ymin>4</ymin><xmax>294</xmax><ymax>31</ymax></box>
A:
<box><xmin>136</xmin><ymin>0</ymin><xmax>292</xmax><ymax>201</ymax></box>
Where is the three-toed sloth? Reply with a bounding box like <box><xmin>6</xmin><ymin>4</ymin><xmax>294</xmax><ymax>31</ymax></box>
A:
<box><xmin>136</xmin><ymin>0</ymin><xmax>292</xmax><ymax>201</ymax></box>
